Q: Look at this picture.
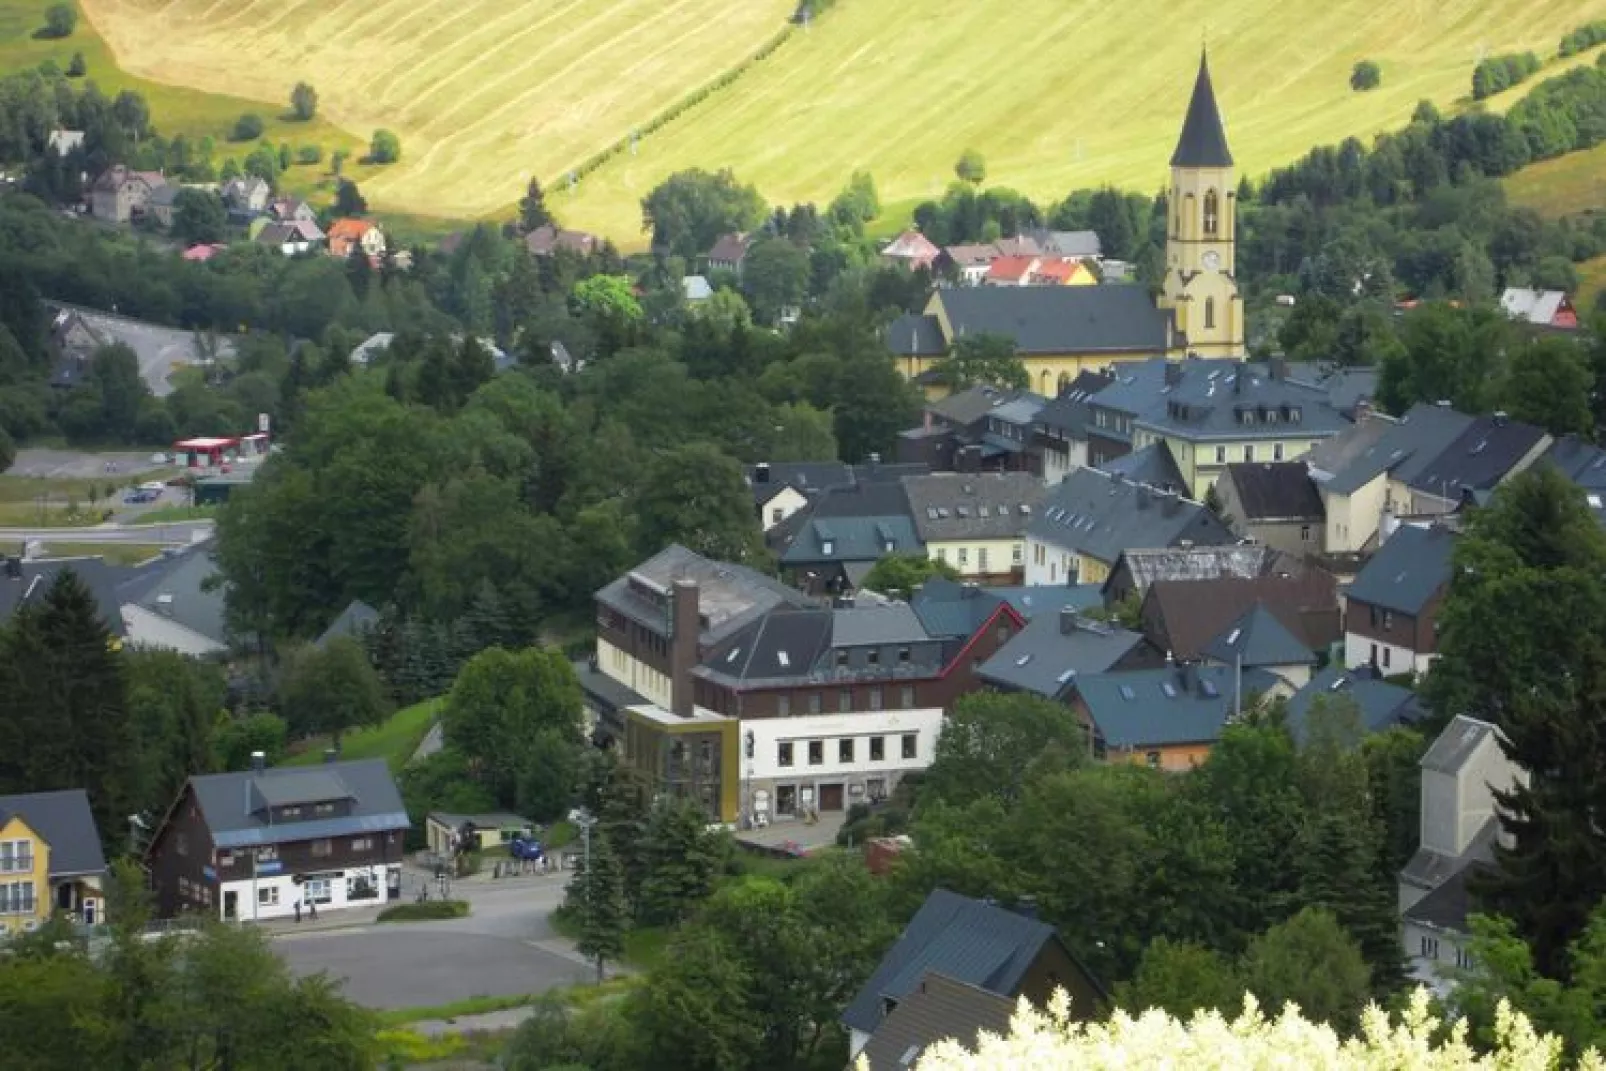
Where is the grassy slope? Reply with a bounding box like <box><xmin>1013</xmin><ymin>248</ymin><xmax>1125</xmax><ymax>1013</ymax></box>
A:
<box><xmin>81</xmin><ymin>0</ymin><xmax>795</xmax><ymax>218</ymax></box>
<box><xmin>554</xmin><ymin>0</ymin><xmax>1606</xmax><ymax>243</ymax></box>
<box><xmin>1506</xmin><ymin>141</ymin><xmax>1606</xmax><ymax>218</ymax></box>
<box><xmin>0</xmin><ymin>0</ymin><xmax>367</xmax><ymax>199</ymax></box>
<box><xmin>280</xmin><ymin>696</ymin><xmax>441</xmax><ymax>773</ymax></box>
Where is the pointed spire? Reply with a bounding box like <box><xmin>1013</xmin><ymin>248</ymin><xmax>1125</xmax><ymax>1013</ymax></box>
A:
<box><xmin>1171</xmin><ymin>49</ymin><xmax>1234</xmax><ymax>168</ymax></box>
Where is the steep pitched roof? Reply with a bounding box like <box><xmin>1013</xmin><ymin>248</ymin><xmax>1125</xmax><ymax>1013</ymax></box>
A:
<box><xmin>1200</xmin><ymin>601</ymin><xmax>1317</xmax><ymax>668</ymax></box>
<box><xmin>842</xmin><ymin>889</ymin><xmax>1074</xmax><ymax>1034</ymax></box>
<box><xmin>1171</xmin><ymin>50</ymin><xmax>1234</xmax><ymax>167</ymax></box>
<box><xmin>707</xmin><ymin>233</ymin><xmax>751</xmax><ymax>263</ymax></box>
<box><xmin>0</xmin><ymin>790</ymin><xmax>106</xmax><ymax>877</ymax></box>
<box><xmin>1097</xmin><ymin>442</ymin><xmax>1186</xmax><ymax>494</ymax></box>
<box><xmin>985</xmin><ymin>255</ymin><xmax>1039</xmax><ymax>284</ymax></box>
<box><xmin>1104</xmin><ymin>544</ymin><xmax>1299</xmax><ymax>598</ymax></box>
<box><xmin>1029</xmin><ymin>468</ymin><xmax>1235</xmax><ymax>566</ymax></box>
<box><xmin>780</xmin><ymin>513</ymin><xmax>922</xmax><ymax>567</ymax></box>
<box><xmin>1500</xmin><ymin>288</ymin><xmax>1569</xmax><ymax>326</ymax></box>
<box><xmin>909</xmin><ymin>577</ymin><xmax>1009</xmax><ymax>640</ymax></box>
<box><xmin>1078</xmin><ymin>664</ymin><xmax>1279</xmax><ymax>749</ymax></box>
<box><xmin>1317</xmin><ymin>404</ymin><xmax>1473</xmax><ymax>495</ymax></box>
<box><xmin>116</xmin><ymin>544</ymin><xmax>229</xmax><ymax>648</ymax></box>
<box><xmin>1406</xmin><ymin>414</ymin><xmax>1547</xmax><ymax>500</ymax></box>
<box><xmin>887</xmin><ymin>313</ymin><xmax>947</xmax><ymax>357</ymax></box>
<box><xmin>184</xmin><ymin>758</ymin><xmax>408</xmax><ymax>849</ymax></box>
<box><xmin>1420</xmin><ymin>715</ymin><xmax>1502</xmax><ymax>776</ymax></box>
<box><xmin>857</xmin><ymin>973</ymin><xmax>1015</xmax><ymax>1071</ymax></box>
<box><xmin>1344</xmin><ymin>523</ymin><xmax>1455</xmax><ymax>616</ymax></box>
<box><xmin>903</xmin><ymin>472</ymin><xmax>1046</xmax><ymax>542</ymax></box>
<box><xmin>1403</xmin><ymin>860</ymin><xmax>1489</xmax><ymax>935</ymax></box>
<box><xmin>977</xmin><ymin>612</ymin><xmax>1147</xmax><ymax>698</ymax></box>
<box><xmin>1034</xmin><ymin>370</ymin><xmax>1113</xmax><ymax>436</ymax></box>
<box><xmin>931</xmin><ymin>286</ymin><xmax>1170</xmax><ymax>356</ymax></box>
<box><xmin>596</xmin><ymin>544</ymin><xmax>813</xmax><ymax>645</ymax></box>
<box><xmin>1221</xmin><ymin>462</ymin><xmax>1324</xmax><ymax>521</ymax></box>
<box><xmin>748</xmin><ymin>461</ymin><xmax>853</xmax><ymax>505</ymax></box>
<box><xmin>943</xmin><ymin>243</ymin><xmax>1001</xmax><ymax>267</ymax></box>
<box><xmin>1284</xmin><ymin>665</ymin><xmax>1422</xmax><ymax>744</ymax></box>
<box><xmin>882</xmin><ymin>231</ymin><xmax>942</xmax><ymax>261</ymax></box>
<box><xmin>0</xmin><ymin>558</ymin><xmax>136</xmax><ymax>635</ymax></box>
<box><xmin>1145</xmin><ymin>572</ymin><xmax>1340</xmax><ymax>660</ymax></box>
<box><xmin>1133</xmin><ymin>363</ymin><xmax>1349</xmax><ymax>443</ymax></box>
<box><xmin>984</xmin><ymin>584</ymin><xmax>1105</xmax><ymax>620</ymax></box>
<box><xmin>315</xmin><ymin>598</ymin><xmax>380</xmax><ymax>649</ymax></box>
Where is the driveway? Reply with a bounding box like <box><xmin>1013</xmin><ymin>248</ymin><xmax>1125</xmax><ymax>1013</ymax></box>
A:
<box><xmin>276</xmin><ymin>872</ymin><xmax>594</xmax><ymax>1010</ymax></box>
<box><xmin>50</xmin><ymin>302</ymin><xmax>236</xmax><ymax>398</ymax></box>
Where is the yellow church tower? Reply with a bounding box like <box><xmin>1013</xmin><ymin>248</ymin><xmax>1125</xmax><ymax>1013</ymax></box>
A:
<box><xmin>1160</xmin><ymin>51</ymin><xmax>1245</xmax><ymax>357</ymax></box>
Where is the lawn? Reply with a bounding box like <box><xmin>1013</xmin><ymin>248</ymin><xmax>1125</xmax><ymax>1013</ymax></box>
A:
<box><xmin>19</xmin><ymin>541</ymin><xmax>164</xmax><ymax>565</ymax></box>
<box><xmin>1578</xmin><ymin>255</ymin><xmax>1606</xmax><ymax>311</ymax></box>
<box><xmin>280</xmin><ymin>697</ymin><xmax>441</xmax><ymax>773</ymax></box>
<box><xmin>79</xmin><ymin>0</ymin><xmax>796</xmax><ymax>219</ymax></box>
<box><xmin>134</xmin><ymin>505</ymin><xmax>216</xmax><ymax>524</ymax></box>
<box><xmin>1505</xmin><ymin>141</ymin><xmax>1606</xmax><ymax>218</ymax></box>
<box><xmin>549</xmin><ymin>913</ymin><xmax>671</xmax><ymax>972</ymax></box>
<box><xmin>555</xmin><ymin>0</ymin><xmax>1606</xmax><ymax>243</ymax></box>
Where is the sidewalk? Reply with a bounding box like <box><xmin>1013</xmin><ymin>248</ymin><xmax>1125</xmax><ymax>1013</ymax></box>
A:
<box><xmin>255</xmin><ymin>902</ymin><xmax>391</xmax><ymax>937</ymax></box>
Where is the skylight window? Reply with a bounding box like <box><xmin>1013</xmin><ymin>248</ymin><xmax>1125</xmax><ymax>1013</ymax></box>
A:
<box><xmin>1119</xmin><ymin>685</ymin><xmax>1136</xmax><ymax>700</ymax></box>
<box><xmin>1330</xmin><ymin>676</ymin><xmax>1349</xmax><ymax>691</ymax></box>
<box><xmin>1225</xmin><ymin>628</ymin><xmax>1241</xmax><ymax>646</ymax></box>
<box><xmin>726</xmin><ymin>648</ymin><xmax>740</xmax><ymax>663</ymax></box>
<box><xmin>1201</xmin><ymin>680</ymin><xmax>1220</xmax><ymax>698</ymax></box>
<box><xmin>1057</xmin><ymin>669</ymin><xmax>1076</xmax><ymax>684</ymax></box>
<box><xmin>979</xmin><ymin>506</ymin><xmax>990</xmax><ymax>517</ymax></box>
<box><xmin>777</xmin><ymin>651</ymin><xmax>790</xmax><ymax>668</ymax></box>
<box><xmin>1016</xmin><ymin>654</ymin><xmax>1032</xmax><ymax>666</ymax></box>
<box><xmin>1590</xmin><ymin>494</ymin><xmax>1603</xmax><ymax>509</ymax></box>
<box><xmin>1020</xmin><ymin>504</ymin><xmax>1031</xmax><ymax>514</ymax></box>
<box><xmin>1161</xmin><ymin>682</ymin><xmax>1177</xmax><ymax>698</ymax></box>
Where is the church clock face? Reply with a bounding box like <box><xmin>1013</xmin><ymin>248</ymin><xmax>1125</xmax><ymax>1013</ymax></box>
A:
<box><xmin>1202</xmin><ymin>250</ymin><xmax>1221</xmax><ymax>271</ymax></box>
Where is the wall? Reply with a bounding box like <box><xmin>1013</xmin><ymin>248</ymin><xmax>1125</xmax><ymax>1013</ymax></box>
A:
<box><xmin>1454</xmin><ymin>736</ymin><xmax>1527</xmax><ymax>857</ymax></box>
<box><xmin>1024</xmin><ymin>535</ymin><xmax>1097</xmax><ymax>587</ymax></box>
<box><xmin>121</xmin><ymin>604</ymin><xmax>227</xmax><ymax>657</ymax></box>
<box><xmin>147</xmin><ymin>785</ymin><xmax>216</xmax><ymax>919</ymax></box>
<box><xmin>743</xmin><ymin>707</ymin><xmax>943</xmax><ymax>823</ymax></box>
<box><xmin>1342</xmin><ymin>629</ymin><xmax>1418</xmax><ymax>675</ymax></box>
<box><xmin>220</xmin><ymin>862</ymin><xmax>400</xmax><ymax>921</ymax></box>
<box><xmin>0</xmin><ymin>816</ymin><xmax>49</xmax><ymax>933</ymax></box>
<box><xmin>597</xmin><ymin>638</ymin><xmax>673</xmax><ymax>709</ymax></box>
<box><xmin>759</xmin><ymin>485</ymin><xmax>810</xmax><ymax>531</ymax></box>
<box><xmin>1324</xmin><ymin>471</ymin><xmax>1388</xmax><ymax>553</ymax></box>
<box><xmin>1402</xmin><ymin>921</ymin><xmax>1465</xmax><ymax>999</ymax></box>
<box><xmin>928</xmin><ymin>536</ymin><xmax>1024</xmax><ymax>581</ymax></box>
<box><xmin>1110</xmin><ymin>741</ymin><xmax>1213</xmax><ymax>772</ymax></box>
<box><xmin>1135</xmin><ymin>431</ymin><xmax>1324</xmax><ymax>498</ymax></box>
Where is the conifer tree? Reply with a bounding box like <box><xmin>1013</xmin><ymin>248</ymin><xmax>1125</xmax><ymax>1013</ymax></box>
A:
<box><xmin>572</xmin><ymin>831</ymin><xmax>628</xmax><ymax>982</ymax></box>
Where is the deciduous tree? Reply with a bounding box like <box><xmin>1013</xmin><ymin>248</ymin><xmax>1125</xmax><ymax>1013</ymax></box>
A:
<box><xmin>859</xmin><ymin>552</ymin><xmax>958</xmax><ymax>600</ymax></box>
<box><xmin>934</xmin><ymin>332</ymin><xmax>1029</xmax><ymax>391</ymax></box>
<box><xmin>289</xmin><ymin>82</ymin><xmax>317</xmax><ymax>121</ymax></box>
<box><xmin>1241</xmin><ymin>907</ymin><xmax>1372</xmax><ymax>1032</ymax></box>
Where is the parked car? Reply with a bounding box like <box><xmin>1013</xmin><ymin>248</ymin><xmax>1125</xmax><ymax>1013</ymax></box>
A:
<box><xmin>138</xmin><ymin>480</ymin><xmax>164</xmax><ymax>493</ymax></box>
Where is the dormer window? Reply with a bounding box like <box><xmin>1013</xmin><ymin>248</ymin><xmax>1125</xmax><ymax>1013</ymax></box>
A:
<box><xmin>821</xmin><ymin>539</ymin><xmax>835</xmax><ymax>556</ymax></box>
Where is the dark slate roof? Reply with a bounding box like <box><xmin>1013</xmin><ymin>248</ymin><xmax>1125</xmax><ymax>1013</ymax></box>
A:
<box><xmin>1078</xmin><ymin>664</ymin><xmax>1280</xmax><ymax>749</ymax></box>
<box><xmin>910</xmin><ymin>578</ymin><xmax>1009</xmax><ymax>639</ymax></box>
<box><xmin>903</xmin><ymin>472</ymin><xmax>1046</xmax><ymax>542</ymax></box>
<box><xmin>978</xmin><ymin>613</ymin><xmax>1146</xmax><ymax>698</ymax></box>
<box><xmin>1543</xmin><ymin>435</ymin><xmax>1606</xmax><ymax>491</ymax></box>
<box><xmin>596</xmin><ymin>545</ymin><xmax>813</xmax><ymax>645</ymax></box>
<box><xmin>1034</xmin><ymin>370</ymin><xmax>1113</xmax><ymax>436</ymax></box>
<box><xmin>1344</xmin><ymin>524</ymin><xmax>1455</xmax><ymax>616</ymax></box>
<box><xmin>0</xmin><ymin>790</ymin><xmax>106</xmax><ymax>877</ymax></box>
<box><xmin>1200</xmin><ymin>602</ymin><xmax>1317</xmax><ymax>669</ymax></box>
<box><xmin>932</xmin><ymin>286</ymin><xmax>1170</xmax><ymax>356</ymax></box>
<box><xmin>1132</xmin><ymin>363</ymin><xmax>1350</xmax><ymax>443</ymax></box>
<box><xmin>1317</xmin><ymin>404</ymin><xmax>1474</xmax><ymax>496</ymax></box>
<box><xmin>1221</xmin><ymin>462</ymin><xmax>1324</xmax><ymax>521</ymax></box>
<box><xmin>1406</xmin><ymin>414</ymin><xmax>1547</xmax><ymax>499</ymax></box>
<box><xmin>0</xmin><ymin>558</ymin><xmax>136</xmax><ymax>636</ymax></box>
<box><xmin>1284</xmin><ymin>665</ymin><xmax>1422</xmax><ymax>744</ymax></box>
<box><xmin>708</xmin><ymin>608</ymin><xmax>835</xmax><ymax>682</ymax></box>
<box><xmin>780</xmin><ymin>513</ymin><xmax>923</xmax><ymax>567</ymax></box>
<box><xmin>929</xmin><ymin>385</ymin><xmax>1047</xmax><ymax>429</ymax></box>
<box><xmin>1404</xmin><ymin>861</ymin><xmax>1490</xmax><ymax>935</ymax></box>
<box><xmin>986</xmin><ymin>584</ymin><xmax>1105</xmax><ymax>620</ymax></box>
<box><xmin>1097</xmin><ymin>442</ymin><xmax>1186</xmax><ymax>494</ymax></box>
<box><xmin>1029</xmin><ymin>468</ymin><xmax>1235</xmax><ymax>566</ymax></box>
<box><xmin>842</xmin><ymin>889</ymin><xmax>1064</xmax><ymax>1034</ymax></box>
<box><xmin>888</xmin><ymin>313</ymin><xmax>947</xmax><ymax>357</ymax></box>
<box><xmin>116</xmin><ymin>544</ymin><xmax>229</xmax><ymax>646</ymax></box>
<box><xmin>186</xmin><ymin>758</ymin><xmax>408</xmax><ymax>850</ymax></box>
<box><xmin>1084</xmin><ymin>358</ymin><xmax>1176</xmax><ymax>421</ymax></box>
<box><xmin>1286</xmin><ymin>363</ymin><xmax>1379</xmax><ymax>418</ymax></box>
<box><xmin>749</xmin><ymin>461</ymin><xmax>852</xmax><ymax>505</ymax></box>
<box><xmin>1145</xmin><ymin>572</ymin><xmax>1340</xmax><ymax>660</ymax></box>
<box><xmin>1401</xmin><ymin>817</ymin><xmax>1499</xmax><ymax>893</ymax></box>
<box><xmin>1420</xmin><ymin>715</ymin><xmax>1501</xmax><ymax>775</ymax></box>
<box><xmin>833</xmin><ymin>602</ymin><xmax>931</xmax><ymax>646</ymax></box>
<box><xmin>1171</xmin><ymin>51</ymin><xmax>1233</xmax><ymax>167</ymax></box>
<box><xmin>315</xmin><ymin>598</ymin><xmax>380</xmax><ymax>649</ymax></box>
<box><xmin>858</xmin><ymin>972</ymin><xmax>1015</xmax><ymax>1071</ymax></box>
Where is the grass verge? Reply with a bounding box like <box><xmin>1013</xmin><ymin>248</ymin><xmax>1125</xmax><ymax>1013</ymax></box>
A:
<box><xmin>375</xmin><ymin>992</ymin><xmax>541</xmax><ymax>1028</ymax></box>
<box><xmin>548</xmin><ymin>912</ymin><xmax>670</xmax><ymax>972</ymax></box>
<box><xmin>133</xmin><ymin>505</ymin><xmax>216</xmax><ymax>524</ymax></box>
<box><xmin>26</xmin><ymin>541</ymin><xmax>165</xmax><ymax>566</ymax></box>
<box><xmin>376</xmin><ymin>899</ymin><xmax>469</xmax><ymax>923</ymax></box>
<box><xmin>280</xmin><ymin>697</ymin><xmax>441</xmax><ymax>773</ymax></box>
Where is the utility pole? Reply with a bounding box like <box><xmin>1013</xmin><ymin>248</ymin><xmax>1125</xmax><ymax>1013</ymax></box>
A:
<box><xmin>568</xmin><ymin>807</ymin><xmax>601</xmax><ymax>982</ymax></box>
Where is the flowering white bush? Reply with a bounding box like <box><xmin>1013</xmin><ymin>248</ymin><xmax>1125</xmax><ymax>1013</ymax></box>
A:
<box><xmin>896</xmin><ymin>988</ymin><xmax>1605</xmax><ymax>1070</ymax></box>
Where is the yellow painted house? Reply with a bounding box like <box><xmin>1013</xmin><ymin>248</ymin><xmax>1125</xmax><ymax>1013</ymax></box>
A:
<box><xmin>889</xmin><ymin>51</ymin><xmax>1247</xmax><ymax>397</ymax></box>
<box><xmin>0</xmin><ymin>790</ymin><xmax>108</xmax><ymax>933</ymax></box>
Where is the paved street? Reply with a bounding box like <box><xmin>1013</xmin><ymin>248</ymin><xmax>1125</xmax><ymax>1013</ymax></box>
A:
<box><xmin>275</xmin><ymin>871</ymin><xmax>595</xmax><ymax>1010</ymax></box>
<box><xmin>0</xmin><ymin>521</ymin><xmax>213</xmax><ymax>548</ymax></box>
<box><xmin>51</xmin><ymin>302</ymin><xmax>236</xmax><ymax>398</ymax></box>
<box><xmin>6</xmin><ymin>448</ymin><xmax>168</xmax><ymax>479</ymax></box>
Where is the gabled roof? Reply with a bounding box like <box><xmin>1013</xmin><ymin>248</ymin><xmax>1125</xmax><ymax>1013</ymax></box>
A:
<box><xmin>749</xmin><ymin>461</ymin><xmax>853</xmax><ymax>505</ymax></box>
<box><xmin>977</xmin><ymin>612</ymin><xmax>1146</xmax><ymax>698</ymax></box>
<box><xmin>909</xmin><ymin>577</ymin><xmax>1009</xmax><ymax>640</ymax></box>
<box><xmin>1284</xmin><ymin>665</ymin><xmax>1422</xmax><ymax>744</ymax></box>
<box><xmin>1078</xmin><ymin>664</ymin><xmax>1279</xmax><ymax>749</ymax></box>
<box><xmin>116</xmin><ymin>543</ymin><xmax>229</xmax><ymax>648</ymax></box>
<box><xmin>1034</xmin><ymin>370</ymin><xmax>1113</xmax><ymax>436</ymax></box>
<box><xmin>780</xmin><ymin>513</ymin><xmax>922</xmax><ymax>567</ymax></box>
<box><xmin>316</xmin><ymin>598</ymin><xmax>380</xmax><ymax>649</ymax></box>
<box><xmin>524</xmin><ymin>224</ymin><xmax>597</xmax><ymax>256</ymax></box>
<box><xmin>1083</xmin><ymin>357</ymin><xmax>1179</xmax><ymax>420</ymax></box>
<box><xmin>1133</xmin><ymin>363</ymin><xmax>1349</xmax><ymax>443</ymax></box>
<box><xmin>597</xmin><ymin>544</ymin><xmax>813</xmax><ymax>645</ymax></box>
<box><xmin>1406</xmin><ymin>414</ymin><xmax>1547</xmax><ymax>500</ymax></box>
<box><xmin>1029</xmin><ymin>228</ymin><xmax>1102</xmax><ymax>258</ymax></box>
<box><xmin>1028</xmin><ymin>468</ymin><xmax>1234</xmax><ymax>566</ymax></box>
<box><xmin>1316</xmin><ymin>404</ymin><xmax>1473</xmax><ymax>496</ymax></box>
<box><xmin>1199</xmin><ymin>601</ymin><xmax>1316</xmax><ymax>668</ymax></box>
<box><xmin>0</xmin><ymin>558</ymin><xmax>136</xmax><ymax>635</ymax></box>
<box><xmin>1097</xmin><ymin>442</ymin><xmax>1186</xmax><ymax>494</ymax></box>
<box><xmin>943</xmin><ymin>243</ymin><xmax>1001</xmax><ymax>267</ymax></box>
<box><xmin>1404</xmin><ymin>860</ymin><xmax>1489</xmax><ymax>935</ymax></box>
<box><xmin>1420</xmin><ymin>714</ymin><xmax>1502</xmax><ymax>776</ymax></box>
<box><xmin>882</xmin><ymin>230</ymin><xmax>942</xmax><ymax>261</ymax></box>
<box><xmin>993</xmin><ymin>236</ymin><xmax>1042</xmax><ymax>258</ymax></box>
<box><xmin>1500</xmin><ymin>288</ymin><xmax>1570</xmax><ymax>326</ymax></box>
<box><xmin>1344</xmin><ymin>523</ymin><xmax>1454</xmax><ymax>616</ymax></box>
<box><xmin>857</xmin><ymin>972</ymin><xmax>1015</xmax><ymax>1071</ymax></box>
<box><xmin>1144</xmin><ymin>572</ymin><xmax>1340</xmax><ymax>660</ymax></box>
<box><xmin>707</xmin><ymin>232</ymin><xmax>751</xmax><ymax>263</ymax></box>
<box><xmin>183</xmin><ymin>758</ymin><xmax>408</xmax><ymax>849</ymax></box>
<box><xmin>930</xmin><ymin>286</ymin><xmax>1170</xmax><ymax>356</ymax></box>
<box><xmin>326</xmin><ymin>218</ymin><xmax>375</xmax><ymax>241</ymax></box>
<box><xmin>1104</xmin><ymin>544</ymin><xmax>1299</xmax><ymax>598</ymax></box>
<box><xmin>985</xmin><ymin>255</ymin><xmax>1039</xmax><ymax>284</ymax></box>
<box><xmin>903</xmin><ymin>472</ymin><xmax>1046</xmax><ymax>542</ymax></box>
<box><xmin>984</xmin><ymin>584</ymin><xmax>1105</xmax><ymax>620</ymax></box>
<box><xmin>887</xmin><ymin>313</ymin><xmax>947</xmax><ymax>357</ymax></box>
<box><xmin>0</xmin><ymin>790</ymin><xmax>106</xmax><ymax>877</ymax></box>
<box><xmin>842</xmin><ymin>888</ymin><xmax>1071</xmax><ymax>1034</ymax></box>
<box><xmin>927</xmin><ymin>385</ymin><xmax>1046</xmax><ymax>429</ymax></box>
<box><xmin>1171</xmin><ymin>50</ymin><xmax>1233</xmax><ymax>167</ymax></box>
<box><xmin>1221</xmin><ymin>462</ymin><xmax>1324</xmax><ymax>521</ymax></box>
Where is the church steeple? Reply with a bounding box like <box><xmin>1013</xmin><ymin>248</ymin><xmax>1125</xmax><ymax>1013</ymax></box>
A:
<box><xmin>1171</xmin><ymin>50</ymin><xmax>1233</xmax><ymax>168</ymax></box>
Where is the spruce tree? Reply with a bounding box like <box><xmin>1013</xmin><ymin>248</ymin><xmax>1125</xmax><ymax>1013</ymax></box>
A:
<box><xmin>519</xmin><ymin>176</ymin><xmax>553</xmax><ymax>233</ymax></box>
<box><xmin>637</xmin><ymin>800</ymin><xmax>727</xmax><ymax>925</ymax></box>
<box><xmin>573</xmin><ymin>831</ymin><xmax>628</xmax><ymax>982</ymax></box>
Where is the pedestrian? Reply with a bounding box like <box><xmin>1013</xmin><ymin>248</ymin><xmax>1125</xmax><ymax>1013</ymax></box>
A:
<box><xmin>294</xmin><ymin>901</ymin><xmax>301</xmax><ymax>923</ymax></box>
<box><xmin>308</xmin><ymin>899</ymin><xmax>318</xmax><ymax>920</ymax></box>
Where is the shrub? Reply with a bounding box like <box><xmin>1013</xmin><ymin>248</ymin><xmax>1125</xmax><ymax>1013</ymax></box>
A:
<box><xmin>1350</xmin><ymin>60</ymin><xmax>1382</xmax><ymax>91</ymax></box>
<box><xmin>1472</xmin><ymin>52</ymin><xmax>1543</xmax><ymax>100</ymax></box>
<box><xmin>289</xmin><ymin>81</ymin><xmax>318</xmax><ymax>121</ymax></box>
<box><xmin>1559</xmin><ymin>20</ymin><xmax>1606</xmax><ymax>58</ymax></box>
<box><xmin>376</xmin><ymin>900</ymin><xmax>469</xmax><ymax>922</ymax></box>
<box><xmin>369</xmin><ymin>128</ymin><xmax>401</xmax><ymax>164</ymax></box>
<box><xmin>295</xmin><ymin>144</ymin><xmax>322</xmax><ymax>165</ymax></box>
<box><xmin>231</xmin><ymin>113</ymin><xmax>265</xmax><ymax>142</ymax></box>
<box><xmin>41</xmin><ymin>3</ymin><xmax>76</xmax><ymax>38</ymax></box>
<box><xmin>65</xmin><ymin>51</ymin><xmax>85</xmax><ymax>78</ymax></box>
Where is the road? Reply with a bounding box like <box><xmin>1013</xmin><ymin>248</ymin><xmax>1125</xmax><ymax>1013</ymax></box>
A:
<box><xmin>6</xmin><ymin>448</ymin><xmax>170</xmax><ymax>480</ymax></box>
<box><xmin>275</xmin><ymin>872</ymin><xmax>594</xmax><ymax>1011</ymax></box>
<box><xmin>0</xmin><ymin>520</ymin><xmax>214</xmax><ymax>547</ymax></box>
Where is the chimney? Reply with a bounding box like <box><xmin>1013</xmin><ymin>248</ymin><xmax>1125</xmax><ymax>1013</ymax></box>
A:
<box><xmin>1233</xmin><ymin>364</ymin><xmax>1244</xmax><ymax>395</ymax></box>
<box><xmin>1011</xmin><ymin>895</ymin><xmax>1039</xmax><ymax>920</ymax></box>
<box><xmin>1353</xmin><ymin>398</ymin><xmax>1373</xmax><ymax>424</ymax></box>
<box><xmin>669</xmin><ymin>579</ymin><xmax>700</xmax><ymax>719</ymax></box>
<box><xmin>1060</xmin><ymin>606</ymin><xmax>1077</xmax><ymax>635</ymax></box>
<box><xmin>1493</xmin><ymin>411</ymin><xmax>1508</xmax><ymax>427</ymax></box>
<box><xmin>754</xmin><ymin>462</ymin><xmax>771</xmax><ymax>484</ymax></box>
<box><xmin>1164</xmin><ymin>362</ymin><xmax>1182</xmax><ymax>388</ymax></box>
<box><xmin>1178</xmin><ymin>663</ymin><xmax>1195</xmax><ymax>693</ymax></box>
<box><xmin>1268</xmin><ymin>356</ymin><xmax>1287</xmax><ymax>382</ymax></box>
<box><xmin>250</xmin><ymin>750</ymin><xmax>266</xmax><ymax>773</ymax></box>
<box><xmin>323</xmin><ymin>748</ymin><xmax>339</xmax><ymax>764</ymax></box>
<box><xmin>868</xmin><ymin>452</ymin><xmax>881</xmax><ymax>467</ymax></box>
<box><xmin>1137</xmin><ymin>485</ymin><xmax>1152</xmax><ymax>509</ymax></box>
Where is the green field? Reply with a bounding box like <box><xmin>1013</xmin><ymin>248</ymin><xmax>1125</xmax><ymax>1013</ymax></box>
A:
<box><xmin>280</xmin><ymin>697</ymin><xmax>441</xmax><ymax>773</ymax></box>
<box><xmin>1506</xmin><ymin>141</ymin><xmax>1606</xmax><ymax>218</ymax></box>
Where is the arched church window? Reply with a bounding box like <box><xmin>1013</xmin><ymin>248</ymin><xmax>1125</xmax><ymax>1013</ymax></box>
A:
<box><xmin>1205</xmin><ymin>297</ymin><xmax>1216</xmax><ymax>330</ymax></box>
<box><xmin>1203</xmin><ymin>190</ymin><xmax>1219</xmax><ymax>236</ymax></box>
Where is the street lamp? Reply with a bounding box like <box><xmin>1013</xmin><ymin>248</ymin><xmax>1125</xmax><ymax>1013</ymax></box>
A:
<box><xmin>567</xmin><ymin>807</ymin><xmax>602</xmax><ymax>982</ymax></box>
